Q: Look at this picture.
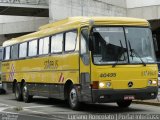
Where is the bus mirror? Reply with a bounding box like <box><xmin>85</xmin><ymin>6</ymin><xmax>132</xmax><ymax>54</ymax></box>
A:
<box><xmin>89</xmin><ymin>20</ymin><xmax>94</xmax><ymax>28</ymax></box>
<box><xmin>153</xmin><ymin>35</ymin><xmax>158</xmax><ymax>51</ymax></box>
<box><xmin>88</xmin><ymin>19</ymin><xmax>94</xmax><ymax>52</ymax></box>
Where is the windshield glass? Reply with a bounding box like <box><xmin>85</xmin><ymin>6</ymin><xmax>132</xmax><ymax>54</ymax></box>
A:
<box><xmin>125</xmin><ymin>27</ymin><xmax>156</xmax><ymax>64</ymax></box>
<box><xmin>92</xmin><ymin>27</ymin><xmax>128</xmax><ymax>64</ymax></box>
<box><xmin>92</xmin><ymin>27</ymin><xmax>156</xmax><ymax>65</ymax></box>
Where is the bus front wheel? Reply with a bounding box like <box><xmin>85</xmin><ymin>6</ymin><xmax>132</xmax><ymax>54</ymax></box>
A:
<box><xmin>117</xmin><ymin>100</ymin><xmax>132</xmax><ymax>108</ymax></box>
<box><xmin>69</xmin><ymin>85</ymin><xmax>80</xmax><ymax>110</ymax></box>
<box><xmin>15</xmin><ymin>83</ymin><xmax>23</xmax><ymax>101</ymax></box>
<box><xmin>22</xmin><ymin>83</ymin><xmax>32</xmax><ymax>103</ymax></box>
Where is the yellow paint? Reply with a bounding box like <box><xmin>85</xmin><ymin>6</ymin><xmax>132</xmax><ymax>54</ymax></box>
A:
<box><xmin>2</xmin><ymin>53</ymin><xmax>79</xmax><ymax>84</ymax></box>
<box><xmin>1</xmin><ymin>17</ymin><xmax>158</xmax><ymax>91</ymax></box>
<box><xmin>91</xmin><ymin>64</ymin><xmax>158</xmax><ymax>89</ymax></box>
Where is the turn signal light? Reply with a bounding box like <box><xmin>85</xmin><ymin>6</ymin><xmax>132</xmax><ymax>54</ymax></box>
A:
<box><xmin>92</xmin><ymin>81</ymin><xmax>99</xmax><ymax>89</ymax></box>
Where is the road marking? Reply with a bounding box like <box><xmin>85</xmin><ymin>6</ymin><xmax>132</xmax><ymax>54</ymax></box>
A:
<box><xmin>15</xmin><ymin>113</ymin><xmax>61</xmax><ymax>120</ymax></box>
<box><xmin>0</xmin><ymin>104</ymin><xmax>54</xmax><ymax>116</ymax></box>
<box><xmin>0</xmin><ymin>103</ymin><xmax>9</xmax><ymax>107</ymax></box>
<box><xmin>23</xmin><ymin>105</ymin><xmax>52</xmax><ymax>109</ymax></box>
<box><xmin>24</xmin><ymin>108</ymin><xmax>48</xmax><ymax>115</ymax></box>
<box><xmin>0</xmin><ymin>103</ymin><xmax>15</xmax><ymax>108</ymax></box>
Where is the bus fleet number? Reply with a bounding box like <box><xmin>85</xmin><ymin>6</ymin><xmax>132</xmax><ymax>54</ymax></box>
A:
<box><xmin>100</xmin><ymin>73</ymin><xmax>116</xmax><ymax>78</ymax></box>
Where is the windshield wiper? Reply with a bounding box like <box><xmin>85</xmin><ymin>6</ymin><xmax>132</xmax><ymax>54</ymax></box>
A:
<box><xmin>112</xmin><ymin>40</ymin><xmax>126</xmax><ymax>67</ymax></box>
<box><xmin>128</xmin><ymin>40</ymin><xmax>146</xmax><ymax>66</ymax></box>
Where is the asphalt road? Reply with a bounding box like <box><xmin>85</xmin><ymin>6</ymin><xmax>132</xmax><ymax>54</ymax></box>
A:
<box><xmin>0</xmin><ymin>93</ymin><xmax>160</xmax><ymax>120</ymax></box>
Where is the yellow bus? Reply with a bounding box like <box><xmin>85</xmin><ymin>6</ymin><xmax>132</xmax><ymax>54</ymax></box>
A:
<box><xmin>1</xmin><ymin>17</ymin><xmax>158</xmax><ymax>110</ymax></box>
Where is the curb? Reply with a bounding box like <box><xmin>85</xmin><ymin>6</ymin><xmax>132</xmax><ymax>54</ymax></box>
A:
<box><xmin>133</xmin><ymin>100</ymin><xmax>160</xmax><ymax>107</ymax></box>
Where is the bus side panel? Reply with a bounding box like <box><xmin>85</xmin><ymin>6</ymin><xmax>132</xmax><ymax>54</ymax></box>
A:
<box><xmin>2</xmin><ymin>52</ymin><xmax>79</xmax><ymax>99</ymax></box>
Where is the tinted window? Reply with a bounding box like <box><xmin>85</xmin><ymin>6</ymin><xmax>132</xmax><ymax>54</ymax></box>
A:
<box><xmin>39</xmin><ymin>37</ymin><xmax>49</xmax><ymax>55</ymax></box>
<box><xmin>19</xmin><ymin>42</ymin><xmax>27</xmax><ymax>58</ymax></box>
<box><xmin>4</xmin><ymin>46</ymin><xmax>10</xmax><ymax>60</ymax></box>
<box><xmin>51</xmin><ymin>34</ymin><xmax>63</xmax><ymax>53</ymax></box>
<box><xmin>65</xmin><ymin>31</ymin><xmax>77</xmax><ymax>51</ymax></box>
<box><xmin>11</xmin><ymin>44</ymin><xmax>19</xmax><ymax>59</ymax></box>
<box><xmin>28</xmin><ymin>40</ymin><xmax>37</xmax><ymax>56</ymax></box>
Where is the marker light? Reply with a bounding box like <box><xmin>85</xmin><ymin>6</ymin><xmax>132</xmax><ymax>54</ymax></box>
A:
<box><xmin>106</xmin><ymin>82</ymin><xmax>111</xmax><ymax>87</ymax></box>
<box><xmin>99</xmin><ymin>82</ymin><xmax>105</xmax><ymax>88</ymax></box>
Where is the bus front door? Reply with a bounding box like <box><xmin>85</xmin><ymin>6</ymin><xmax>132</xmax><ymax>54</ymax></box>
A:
<box><xmin>79</xmin><ymin>28</ymin><xmax>92</xmax><ymax>102</ymax></box>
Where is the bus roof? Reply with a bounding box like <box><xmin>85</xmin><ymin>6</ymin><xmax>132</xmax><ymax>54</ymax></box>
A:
<box><xmin>3</xmin><ymin>16</ymin><xmax>149</xmax><ymax>47</ymax></box>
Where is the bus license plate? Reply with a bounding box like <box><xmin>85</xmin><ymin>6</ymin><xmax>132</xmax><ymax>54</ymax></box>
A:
<box><xmin>124</xmin><ymin>95</ymin><xmax>135</xmax><ymax>100</ymax></box>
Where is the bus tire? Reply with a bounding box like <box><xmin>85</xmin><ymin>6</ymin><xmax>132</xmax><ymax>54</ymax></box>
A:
<box><xmin>15</xmin><ymin>83</ymin><xmax>23</xmax><ymax>101</ymax></box>
<box><xmin>22</xmin><ymin>83</ymin><xmax>32</xmax><ymax>103</ymax></box>
<box><xmin>68</xmin><ymin>85</ymin><xmax>80</xmax><ymax>110</ymax></box>
<box><xmin>117</xmin><ymin>100</ymin><xmax>132</xmax><ymax>108</ymax></box>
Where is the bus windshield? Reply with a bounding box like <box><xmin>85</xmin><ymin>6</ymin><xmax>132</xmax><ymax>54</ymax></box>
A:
<box><xmin>92</xmin><ymin>27</ymin><xmax>156</xmax><ymax>65</ymax></box>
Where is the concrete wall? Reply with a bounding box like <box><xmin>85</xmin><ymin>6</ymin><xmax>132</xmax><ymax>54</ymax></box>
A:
<box><xmin>49</xmin><ymin>0</ymin><xmax>127</xmax><ymax>22</ymax></box>
<box><xmin>0</xmin><ymin>35</ymin><xmax>7</xmax><ymax>45</ymax></box>
<box><xmin>0</xmin><ymin>15</ymin><xmax>49</xmax><ymax>34</ymax></box>
<box><xmin>0</xmin><ymin>0</ymin><xmax>49</xmax><ymax>5</ymax></box>
<box><xmin>126</xmin><ymin>0</ymin><xmax>160</xmax><ymax>20</ymax></box>
<box><xmin>127</xmin><ymin>6</ymin><xmax>160</xmax><ymax>20</ymax></box>
<box><xmin>126</xmin><ymin>0</ymin><xmax>160</xmax><ymax>8</ymax></box>
<box><xmin>99</xmin><ymin>0</ymin><xmax>126</xmax><ymax>8</ymax></box>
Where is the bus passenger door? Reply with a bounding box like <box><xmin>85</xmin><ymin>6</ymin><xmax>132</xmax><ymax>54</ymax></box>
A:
<box><xmin>80</xmin><ymin>28</ymin><xmax>92</xmax><ymax>102</ymax></box>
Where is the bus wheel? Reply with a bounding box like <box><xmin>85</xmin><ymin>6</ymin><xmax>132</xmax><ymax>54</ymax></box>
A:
<box><xmin>69</xmin><ymin>85</ymin><xmax>80</xmax><ymax>110</ymax></box>
<box><xmin>15</xmin><ymin>83</ymin><xmax>23</xmax><ymax>101</ymax></box>
<box><xmin>22</xmin><ymin>83</ymin><xmax>32</xmax><ymax>103</ymax></box>
<box><xmin>117</xmin><ymin>100</ymin><xmax>132</xmax><ymax>108</ymax></box>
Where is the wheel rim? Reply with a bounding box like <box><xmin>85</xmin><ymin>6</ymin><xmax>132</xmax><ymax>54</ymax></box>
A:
<box><xmin>70</xmin><ymin>88</ymin><xmax>77</xmax><ymax>106</ymax></box>
<box><xmin>23</xmin><ymin>85</ymin><xmax>27</xmax><ymax>100</ymax></box>
<box><xmin>15</xmin><ymin>86</ymin><xmax>19</xmax><ymax>99</ymax></box>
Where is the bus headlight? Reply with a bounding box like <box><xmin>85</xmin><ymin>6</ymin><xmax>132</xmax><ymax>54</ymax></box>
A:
<box><xmin>148</xmin><ymin>80</ymin><xmax>152</xmax><ymax>85</ymax></box>
<box><xmin>99</xmin><ymin>82</ymin><xmax>105</xmax><ymax>88</ymax></box>
<box><xmin>152</xmin><ymin>80</ymin><xmax>157</xmax><ymax>85</ymax></box>
<box><xmin>106</xmin><ymin>82</ymin><xmax>111</xmax><ymax>88</ymax></box>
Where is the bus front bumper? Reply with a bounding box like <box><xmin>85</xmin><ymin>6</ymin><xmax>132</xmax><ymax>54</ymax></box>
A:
<box><xmin>92</xmin><ymin>86</ymin><xmax>158</xmax><ymax>103</ymax></box>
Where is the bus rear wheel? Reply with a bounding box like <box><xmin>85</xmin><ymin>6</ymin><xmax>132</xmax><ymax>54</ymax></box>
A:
<box><xmin>22</xmin><ymin>83</ymin><xmax>32</xmax><ymax>103</ymax></box>
<box><xmin>68</xmin><ymin>85</ymin><xmax>80</xmax><ymax>110</ymax></box>
<box><xmin>117</xmin><ymin>100</ymin><xmax>132</xmax><ymax>108</ymax></box>
<box><xmin>15</xmin><ymin>83</ymin><xmax>23</xmax><ymax>101</ymax></box>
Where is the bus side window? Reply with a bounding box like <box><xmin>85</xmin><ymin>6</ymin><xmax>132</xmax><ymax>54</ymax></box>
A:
<box><xmin>4</xmin><ymin>46</ymin><xmax>10</xmax><ymax>60</ymax></box>
<box><xmin>51</xmin><ymin>33</ymin><xmax>63</xmax><ymax>53</ymax></box>
<box><xmin>11</xmin><ymin>44</ymin><xmax>19</xmax><ymax>60</ymax></box>
<box><xmin>28</xmin><ymin>40</ymin><xmax>38</xmax><ymax>57</ymax></box>
<box><xmin>65</xmin><ymin>30</ymin><xmax>77</xmax><ymax>52</ymax></box>
<box><xmin>81</xmin><ymin>29</ymin><xmax>89</xmax><ymax>55</ymax></box>
<box><xmin>81</xmin><ymin>28</ymin><xmax>89</xmax><ymax>65</ymax></box>
<box><xmin>0</xmin><ymin>47</ymin><xmax>3</xmax><ymax>61</ymax></box>
<box><xmin>19</xmin><ymin>42</ymin><xmax>27</xmax><ymax>58</ymax></box>
<box><xmin>39</xmin><ymin>37</ymin><xmax>49</xmax><ymax>55</ymax></box>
